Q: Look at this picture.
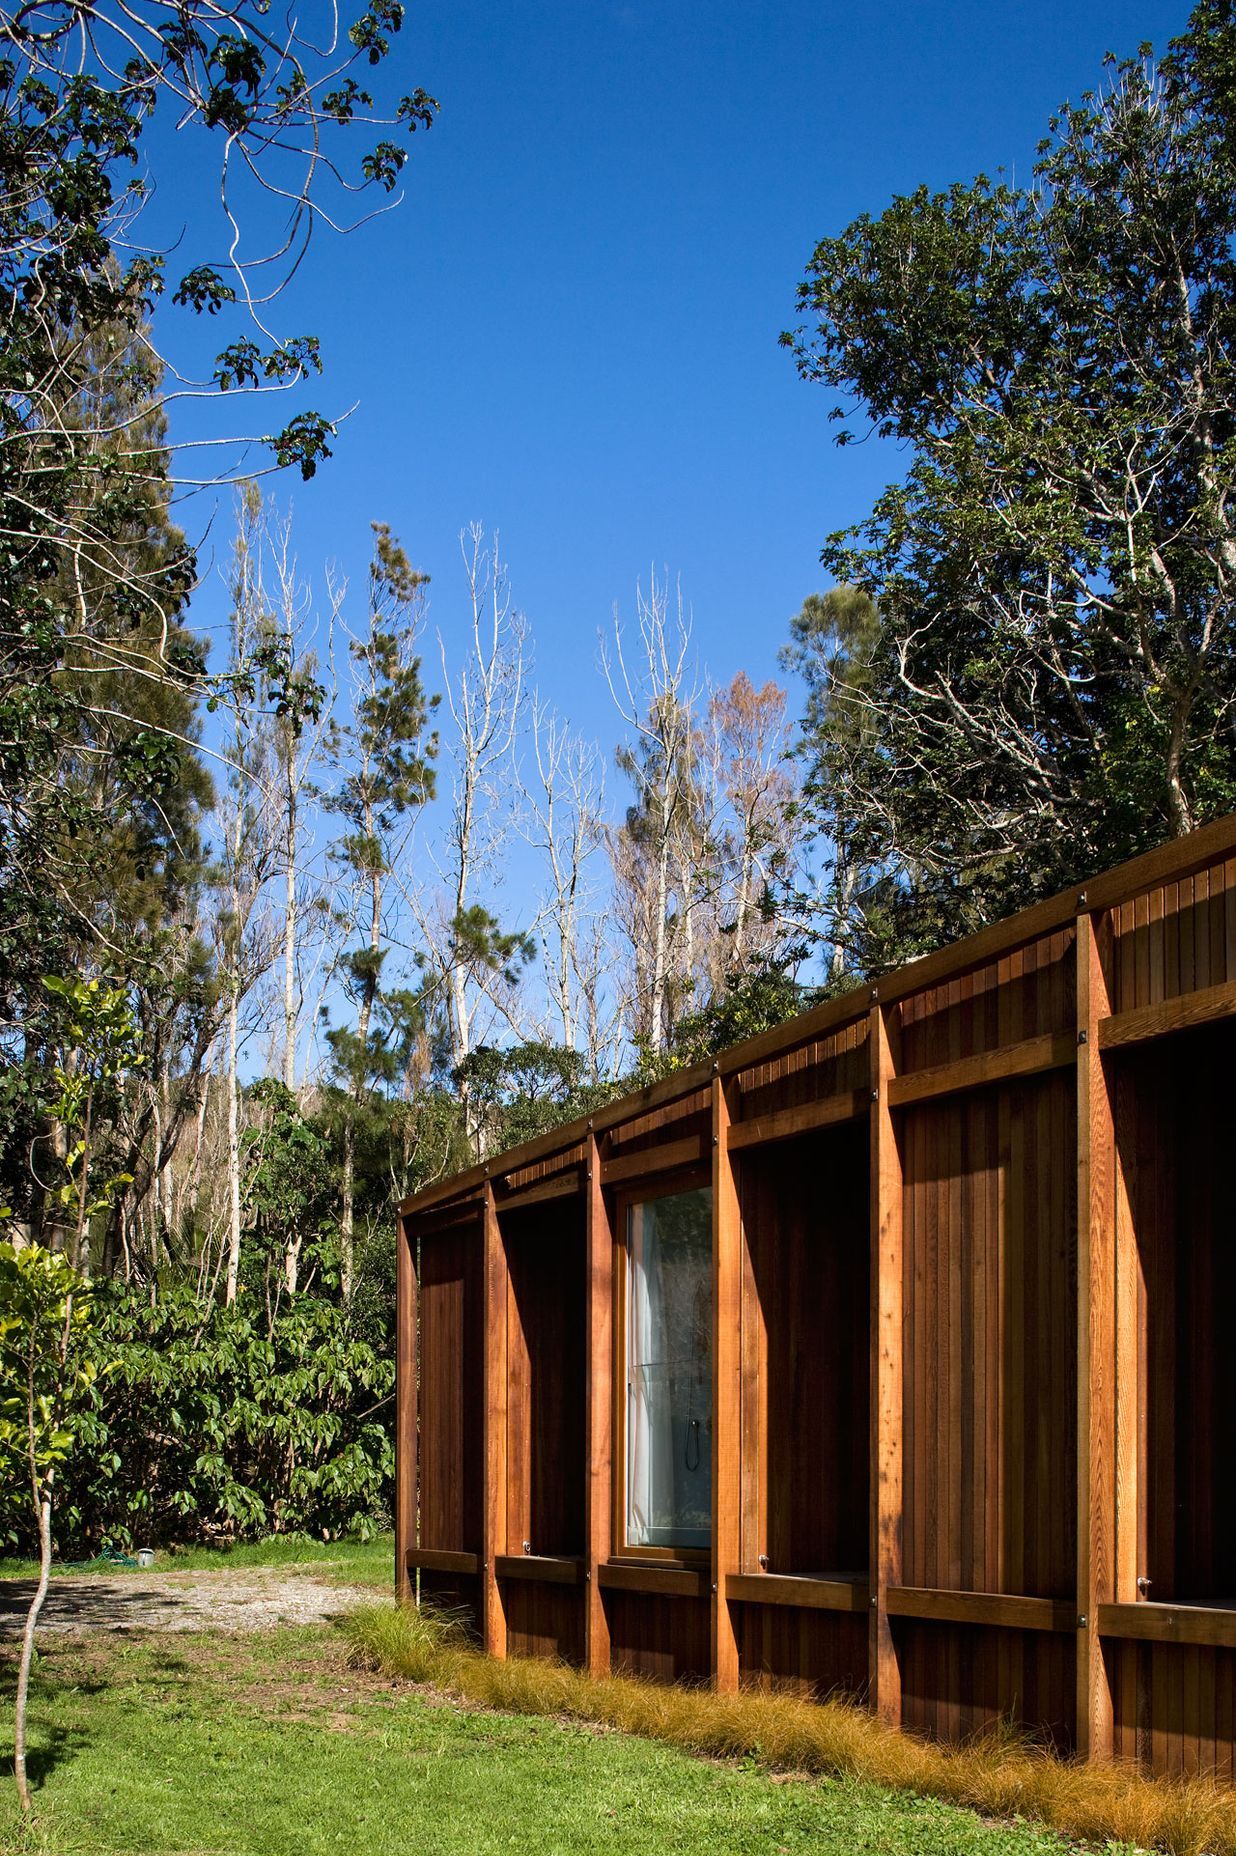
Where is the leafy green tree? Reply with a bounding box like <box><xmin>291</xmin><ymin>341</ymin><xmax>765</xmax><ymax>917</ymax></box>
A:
<box><xmin>1</xmin><ymin>2</ymin><xmax>435</xmax><ymax>1225</ymax></box>
<box><xmin>453</xmin><ymin>1042</ymin><xmax>615</xmax><ymax>1157</ymax></box>
<box><xmin>783</xmin><ymin>3</ymin><xmax>1236</xmax><ymax>968</ymax></box>
<box><xmin>0</xmin><ymin>1243</ymin><xmax>96</xmax><ymax>1811</ymax></box>
<box><xmin>780</xmin><ymin>588</ymin><xmax>883</xmax><ymax>983</ymax></box>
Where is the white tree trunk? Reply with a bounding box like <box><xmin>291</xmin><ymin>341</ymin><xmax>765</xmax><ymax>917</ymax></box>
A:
<box><xmin>224</xmin><ymin>989</ymin><xmax>242</xmax><ymax>1307</ymax></box>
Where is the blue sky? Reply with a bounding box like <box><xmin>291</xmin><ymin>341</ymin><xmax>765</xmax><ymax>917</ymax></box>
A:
<box><xmin>168</xmin><ymin>0</ymin><xmax>1191</xmax><ymax>755</ymax></box>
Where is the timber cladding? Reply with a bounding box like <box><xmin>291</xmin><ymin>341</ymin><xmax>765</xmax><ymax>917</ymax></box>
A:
<box><xmin>397</xmin><ymin>817</ymin><xmax>1236</xmax><ymax>1780</ymax></box>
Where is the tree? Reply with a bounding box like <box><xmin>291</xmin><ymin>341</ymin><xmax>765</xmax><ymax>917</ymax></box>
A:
<box><xmin>525</xmin><ymin>701</ymin><xmax>615</xmax><ymax>1071</ymax></box>
<box><xmin>213</xmin><ymin>489</ymin><xmax>280</xmax><ymax>1307</ymax></box>
<box><xmin>706</xmin><ymin>671</ymin><xmax>802</xmax><ymax>987</ymax></box>
<box><xmin>780</xmin><ymin>587</ymin><xmax>881</xmax><ymax>983</ymax></box>
<box><xmin>1</xmin><ymin>0</ymin><xmax>436</xmax><ymax>1228</ymax></box>
<box><xmin>0</xmin><ymin>1242</ymin><xmax>96</xmax><ymax>1812</ymax></box>
<box><xmin>0</xmin><ymin>0</ymin><xmax>435</xmax><ymax>1005</ymax></box>
<box><xmin>783</xmin><ymin>3</ymin><xmax>1236</xmax><ymax>968</ymax></box>
<box><xmin>605</xmin><ymin>572</ymin><xmax>711</xmax><ymax>1055</ymax></box>
<box><xmin>326</xmin><ymin>525</ymin><xmax>436</xmax><ymax>1297</ymax></box>
<box><xmin>408</xmin><ymin>527</ymin><xmax>533</xmax><ymax>1136</ymax></box>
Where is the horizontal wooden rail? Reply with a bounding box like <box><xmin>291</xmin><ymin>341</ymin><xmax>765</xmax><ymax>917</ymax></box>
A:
<box><xmin>494</xmin><ymin>1554</ymin><xmax>585</xmax><ymax>1585</ymax></box>
<box><xmin>406</xmin><ymin>1196</ymin><xmax>485</xmax><ymax>1235</ymax></box>
<box><xmin>600</xmin><ymin>1137</ymin><xmax>703</xmax><ymax>1187</ymax></box>
<box><xmin>726</xmin><ymin>1091</ymin><xmax>868</xmax><ymax>1151</ymax></box>
<box><xmin>885</xmin><ymin>1586</ymin><xmax>1076</xmax><ymax>1633</ymax></box>
<box><xmin>598</xmin><ymin>1560</ymin><xmax>707</xmax><ymax>1599</ymax></box>
<box><xmin>887</xmin><ymin>1031</ymin><xmax>1076</xmax><ymax>1109</ymax></box>
<box><xmin>726</xmin><ymin>1572</ymin><xmax>869</xmax><ymax>1613</ymax></box>
<box><xmin>405</xmin><ymin>1548</ymin><xmax>480</xmax><ymax>1575</ymax></box>
<box><xmin>1097</xmin><ymin>979</ymin><xmax>1236</xmax><ymax>1052</ymax></box>
<box><xmin>496</xmin><ymin>1171</ymin><xmax>581</xmax><ymax>1214</ymax></box>
<box><xmin>1097</xmin><ymin>1602</ymin><xmax>1236</xmax><ymax>1650</ymax></box>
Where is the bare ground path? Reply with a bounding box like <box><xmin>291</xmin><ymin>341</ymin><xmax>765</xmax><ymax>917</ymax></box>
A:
<box><xmin>0</xmin><ymin>1565</ymin><xmax>373</xmax><ymax>1636</ymax></box>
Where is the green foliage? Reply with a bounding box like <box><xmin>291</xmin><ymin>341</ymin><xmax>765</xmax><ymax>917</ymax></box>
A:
<box><xmin>454</xmin><ymin>1042</ymin><xmax>618</xmax><ymax>1152</ymax></box>
<box><xmin>630</xmin><ymin>964</ymin><xmax>809</xmax><ymax>1086</ymax></box>
<box><xmin>783</xmin><ymin>3</ymin><xmax>1236</xmax><ymax>970</ymax></box>
<box><xmin>0</xmin><ymin>1243</ymin><xmax>95</xmax><ymax>1549</ymax></box>
<box><xmin>42</xmin><ymin>1279</ymin><xmax>394</xmax><ymax>1554</ymax></box>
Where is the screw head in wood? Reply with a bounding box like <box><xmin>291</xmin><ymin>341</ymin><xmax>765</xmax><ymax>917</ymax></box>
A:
<box><xmin>1077</xmin><ymin>1029</ymin><xmax>1088</xmax><ymax>1045</ymax></box>
<box><xmin>1077</xmin><ymin>891</ymin><xmax>1087</xmax><ymax>908</ymax></box>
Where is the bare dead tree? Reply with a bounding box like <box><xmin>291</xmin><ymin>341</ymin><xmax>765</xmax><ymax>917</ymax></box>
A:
<box><xmin>525</xmin><ymin>699</ymin><xmax>611</xmax><ymax>1059</ymax></box>
<box><xmin>603</xmin><ymin>571</ymin><xmax>709</xmax><ymax>1054</ymax></box>
<box><xmin>404</xmin><ymin>526</ymin><xmax>530</xmax><ymax>1130</ymax></box>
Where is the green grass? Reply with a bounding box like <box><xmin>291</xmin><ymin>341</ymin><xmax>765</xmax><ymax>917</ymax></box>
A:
<box><xmin>0</xmin><ymin>1622</ymin><xmax>1082</xmax><ymax>1856</ymax></box>
<box><xmin>343</xmin><ymin>1603</ymin><xmax>1236</xmax><ymax>1856</ymax></box>
<box><xmin>0</xmin><ymin>1532</ymin><xmax>395</xmax><ymax>1590</ymax></box>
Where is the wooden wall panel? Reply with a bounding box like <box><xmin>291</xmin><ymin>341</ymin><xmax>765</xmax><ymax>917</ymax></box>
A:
<box><xmin>899</xmin><ymin>929</ymin><xmax>1075</xmax><ymax>1074</ymax></box>
<box><xmin>418</xmin><ymin>1223</ymin><xmax>483</xmax><ymax>1553</ymax></box>
<box><xmin>738</xmin><ymin>1125</ymin><xmax>869</xmax><ymax>1577</ymax></box>
<box><xmin>901</xmin><ymin>1073</ymin><xmax>1077</xmax><ymax>1600</ymax></box>
<box><xmin>1116</xmin><ymin>1023</ymin><xmax>1236</xmax><ymax>1606</ymax></box>
<box><xmin>1112</xmin><ymin>858</ymin><xmax>1236</xmax><ymax>1012</ymax></box>
<box><xmin>503</xmin><ymin>1197</ymin><xmax>587</xmax><ymax>1558</ymax></box>
<box><xmin>503</xmin><ymin>1582</ymin><xmax>584</xmax><ymax>1666</ymax></box>
<box><xmin>606</xmin><ymin>1092</ymin><xmax>710</xmax><ymax>1159</ymax></box>
<box><xmin>736</xmin><ymin>1017</ymin><xmax>869</xmax><ymax>1120</ymax></box>
<box><xmin>897</xmin><ymin>1620</ymin><xmax>1076</xmax><ymax>1750</ymax></box>
<box><xmin>401</xmin><ymin>819</ymin><xmax>1236</xmax><ymax>1781</ymax></box>
<box><xmin>1106</xmin><ymin>1639</ymin><xmax>1236</xmax><ymax>1779</ymax></box>
<box><xmin>737</xmin><ymin>1604</ymin><xmax>869</xmax><ymax>1701</ymax></box>
<box><xmin>604</xmin><ymin>1592</ymin><xmax>711</xmax><ymax>1683</ymax></box>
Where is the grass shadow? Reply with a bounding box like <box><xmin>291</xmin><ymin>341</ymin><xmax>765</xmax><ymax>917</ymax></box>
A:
<box><xmin>0</xmin><ymin>1722</ymin><xmax>89</xmax><ymax>1790</ymax></box>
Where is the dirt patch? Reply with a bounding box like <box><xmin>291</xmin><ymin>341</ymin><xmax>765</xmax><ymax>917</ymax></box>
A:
<box><xmin>0</xmin><ymin>1566</ymin><xmax>371</xmax><ymax>1636</ymax></box>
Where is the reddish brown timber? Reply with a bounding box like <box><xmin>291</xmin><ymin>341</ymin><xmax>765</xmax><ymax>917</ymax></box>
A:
<box><xmin>496</xmin><ymin>1171</ymin><xmax>582</xmax><ymax>1213</ymax></box>
<box><xmin>726</xmin><ymin>1572</ymin><xmax>869</xmax><ymax>1613</ymax></box>
<box><xmin>1097</xmin><ymin>978</ymin><xmax>1236</xmax><ymax>1051</ymax></box>
<box><xmin>726</xmin><ymin>1090</ymin><xmax>868</xmax><ymax>1150</ymax></box>
<box><xmin>1097</xmin><ymin>1602</ymin><xmax>1236</xmax><ymax>1651</ymax></box>
<box><xmin>494</xmin><ymin>1555</ymin><xmax>585</xmax><ymax>1585</ymax></box>
<box><xmin>481</xmin><ymin>1181</ymin><xmax>508</xmax><ymax>1658</ymax></box>
<box><xmin>886</xmin><ymin>1587</ymin><xmax>1076</xmax><ymax>1633</ymax></box>
<box><xmin>395</xmin><ymin>1216</ymin><xmax>416</xmax><ymax>1605</ymax></box>
<box><xmin>406</xmin><ymin>1548</ymin><xmax>480</xmax><ymax>1574</ymax></box>
<box><xmin>600</xmin><ymin>1136</ymin><xmax>703</xmax><ymax>1186</ymax></box>
<box><xmin>584</xmin><ymin>1130</ymin><xmax>613</xmax><ymax>1676</ymax></box>
<box><xmin>713</xmin><ymin>1074</ymin><xmax>742</xmax><ymax>1692</ymax></box>
<box><xmin>888</xmin><ymin>1031</ymin><xmax>1076</xmax><ymax>1109</ymax></box>
<box><xmin>598</xmin><ymin>1561</ymin><xmax>708</xmax><ymax>1599</ymax></box>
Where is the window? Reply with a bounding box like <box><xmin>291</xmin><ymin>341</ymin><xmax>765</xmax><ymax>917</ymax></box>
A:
<box><xmin>625</xmin><ymin>1186</ymin><xmax>712</xmax><ymax>1550</ymax></box>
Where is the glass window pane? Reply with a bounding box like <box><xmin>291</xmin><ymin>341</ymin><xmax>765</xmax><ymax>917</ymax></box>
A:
<box><xmin>626</xmin><ymin>1187</ymin><xmax>712</xmax><ymax>1549</ymax></box>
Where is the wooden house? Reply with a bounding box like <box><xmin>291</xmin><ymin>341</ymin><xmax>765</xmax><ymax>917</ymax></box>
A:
<box><xmin>396</xmin><ymin>815</ymin><xmax>1236</xmax><ymax>1778</ymax></box>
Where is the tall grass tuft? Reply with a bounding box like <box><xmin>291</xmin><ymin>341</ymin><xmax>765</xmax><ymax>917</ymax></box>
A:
<box><xmin>343</xmin><ymin>1602</ymin><xmax>1236</xmax><ymax>1856</ymax></box>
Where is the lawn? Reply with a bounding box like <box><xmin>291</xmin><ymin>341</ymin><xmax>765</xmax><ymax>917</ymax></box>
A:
<box><xmin>0</xmin><ymin>1532</ymin><xmax>396</xmax><ymax>1590</ymax></box>
<box><xmin>0</xmin><ymin>1608</ymin><xmax>1089</xmax><ymax>1856</ymax></box>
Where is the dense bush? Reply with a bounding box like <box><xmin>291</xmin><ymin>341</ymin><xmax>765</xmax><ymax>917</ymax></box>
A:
<box><xmin>37</xmin><ymin>1281</ymin><xmax>394</xmax><ymax>1555</ymax></box>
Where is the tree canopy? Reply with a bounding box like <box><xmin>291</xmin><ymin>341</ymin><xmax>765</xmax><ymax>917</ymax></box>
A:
<box><xmin>784</xmin><ymin>1</ymin><xmax>1236</xmax><ymax>970</ymax></box>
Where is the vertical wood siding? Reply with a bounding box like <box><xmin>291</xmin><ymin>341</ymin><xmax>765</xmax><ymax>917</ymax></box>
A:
<box><xmin>417</xmin><ymin>1221</ymin><xmax>483</xmax><ymax>1554</ymax></box>
<box><xmin>400</xmin><ymin>818</ymin><xmax>1236</xmax><ymax>1779</ymax></box>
